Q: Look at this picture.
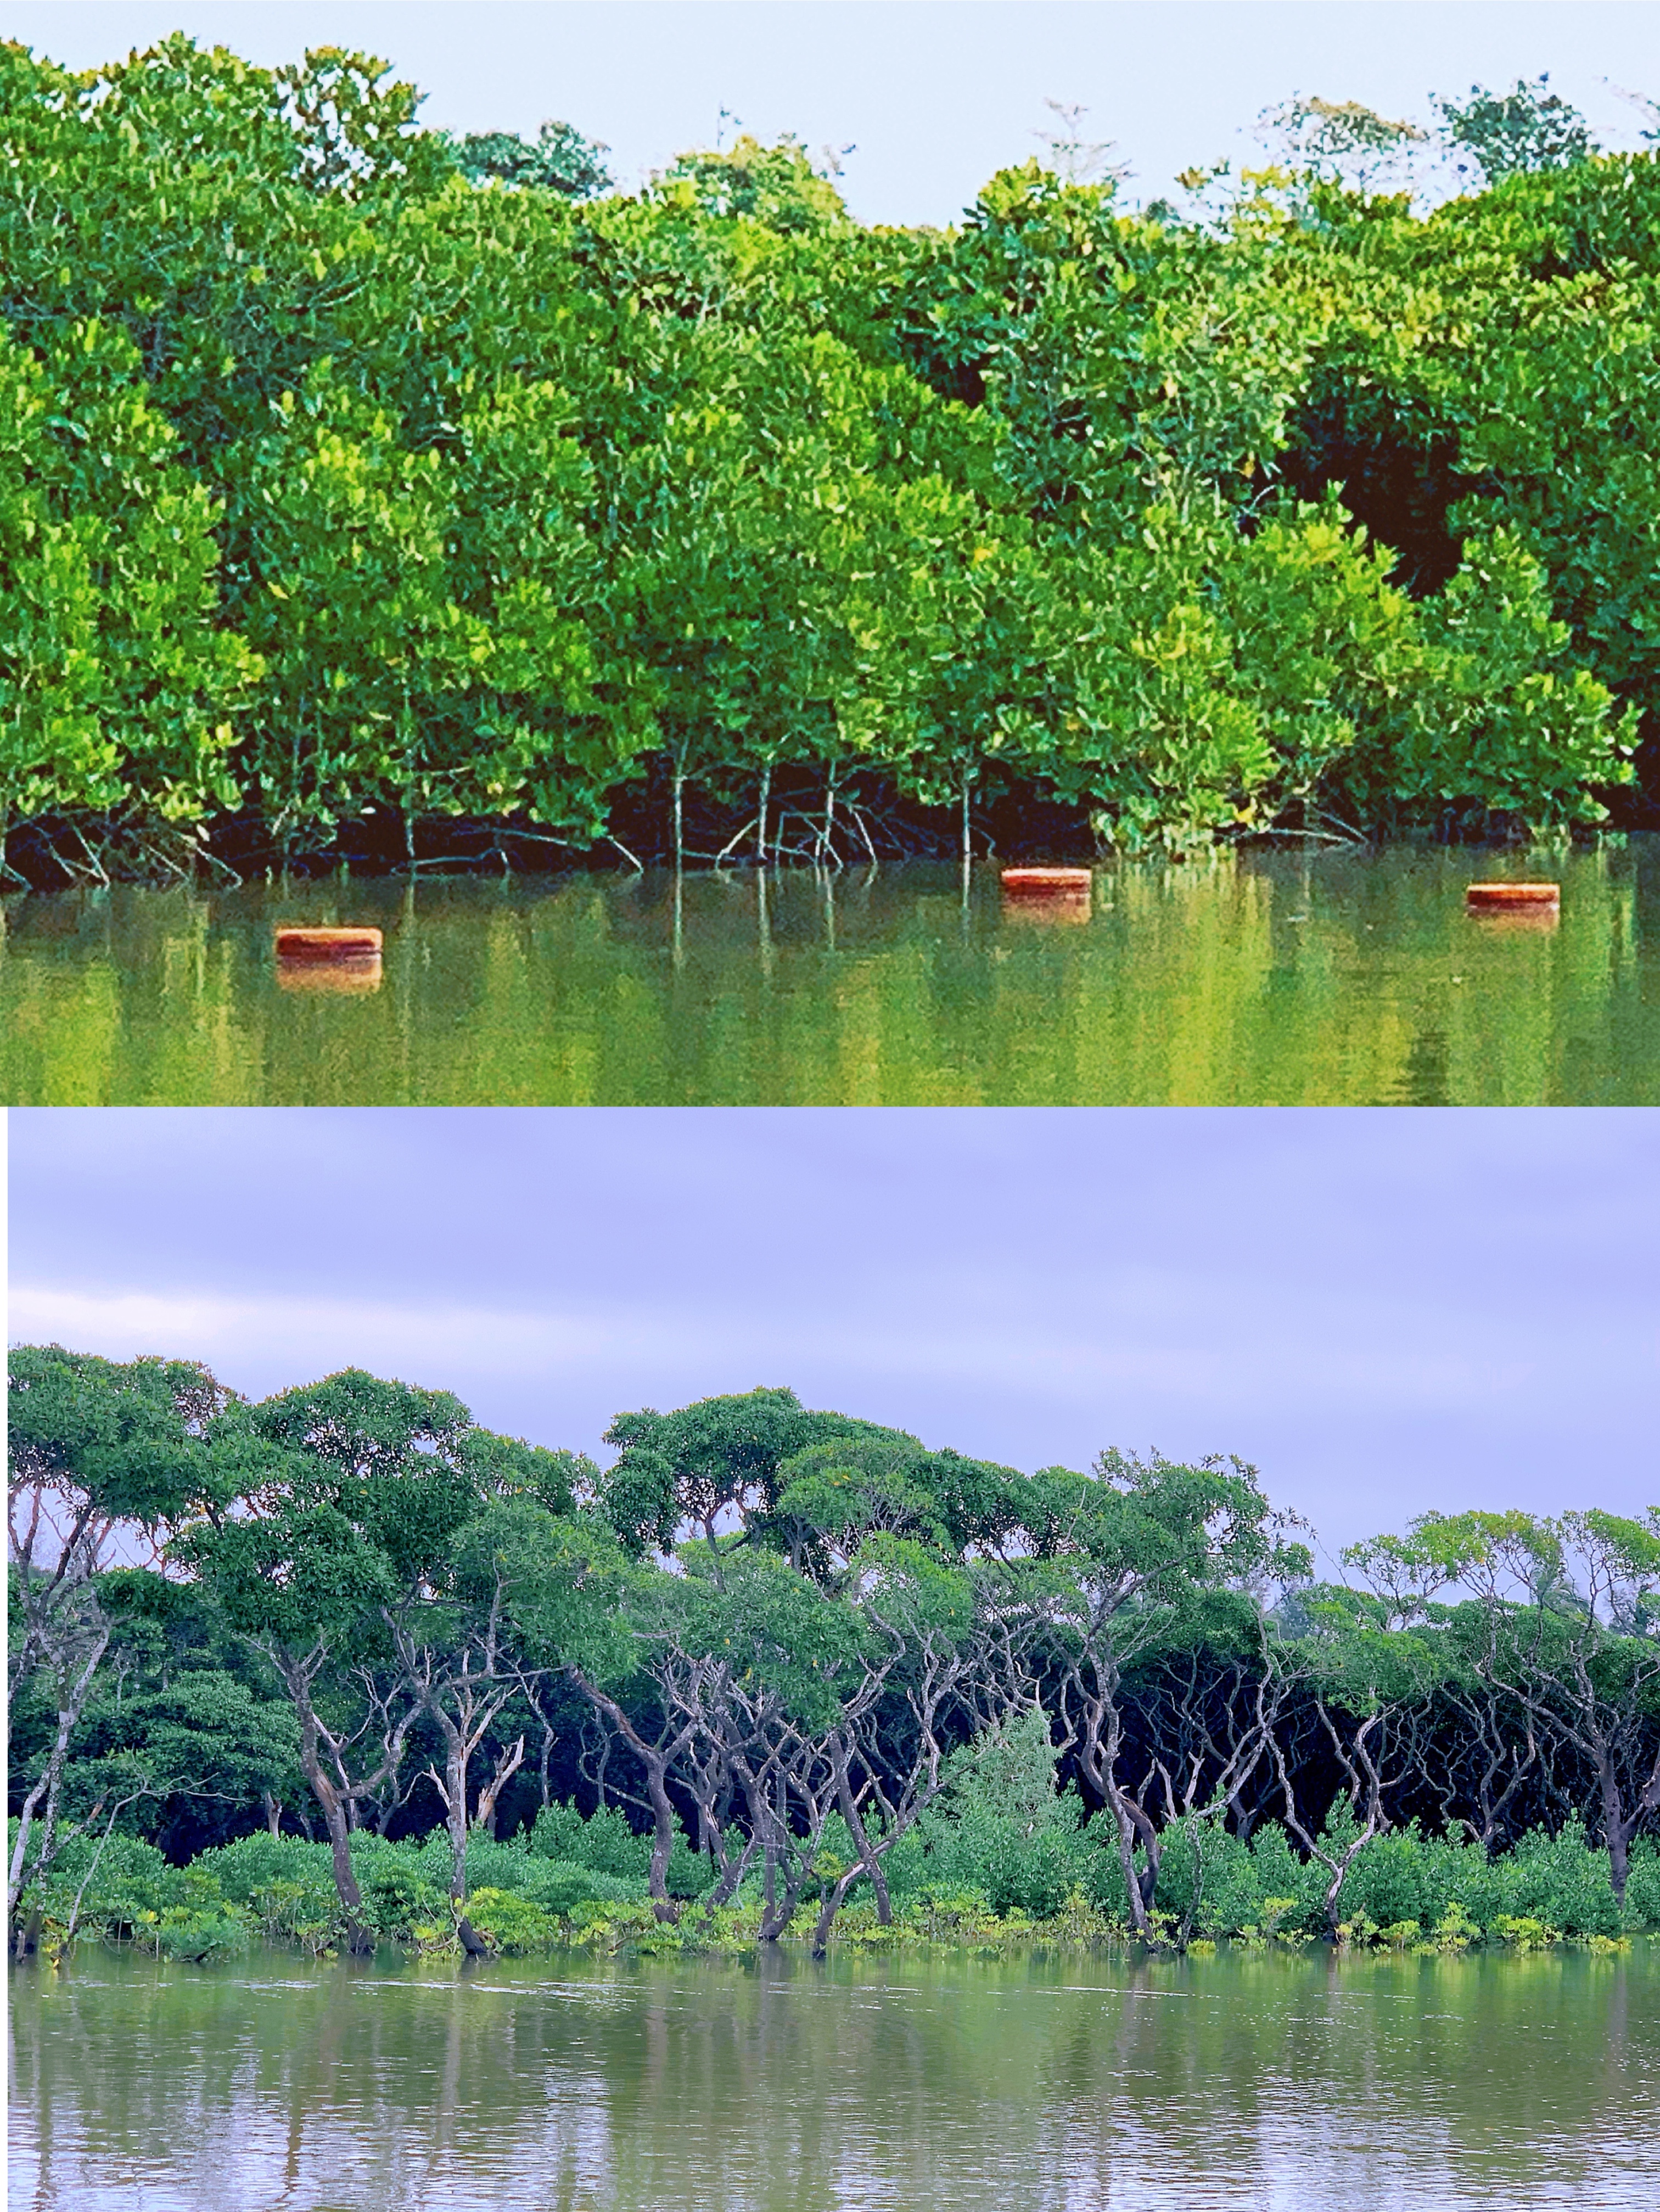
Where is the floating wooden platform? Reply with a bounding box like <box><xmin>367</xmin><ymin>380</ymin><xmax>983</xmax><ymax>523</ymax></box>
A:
<box><xmin>274</xmin><ymin>925</ymin><xmax>384</xmax><ymax>961</ymax></box>
<box><xmin>1000</xmin><ymin>868</ymin><xmax>1092</xmax><ymax>896</ymax></box>
<box><xmin>1465</xmin><ymin>883</ymin><xmax>1560</xmax><ymax>912</ymax></box>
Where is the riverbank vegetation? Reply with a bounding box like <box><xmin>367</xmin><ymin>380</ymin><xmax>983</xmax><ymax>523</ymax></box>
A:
<box><xmin>17</xmin><ymin>1792</ymin><xmax>1656</xmax><ymax>1966</ymax></box>
<box><xmin>3</xmin><ymin>41</ymin><xmax>1658</xmax><ymax>888</ymax></box>
<box><xmin>12</xmin><ymin>1348</ymin><xmax>1659</xmax><ymax>1963</ymax></box>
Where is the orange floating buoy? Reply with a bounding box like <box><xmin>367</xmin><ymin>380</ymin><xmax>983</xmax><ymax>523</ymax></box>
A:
<box><xmin>274</xmin><ymin>925</ymin><xmax>384</xmax><ymax>961</ymax></box>
<box><xmin>1001</xmin><ymin>868</ymin><xmax>1092</xmax><ymax>896</ymax></box>
<box><xmin>1465</xmin><ymin>883</ymin><xmax>1559</xmax><ymax>912</ymax></box>
<box><xmin>1001</xmin><ymin>867</ymin><xmax>1091</xmax><ymax>924</ymax></box>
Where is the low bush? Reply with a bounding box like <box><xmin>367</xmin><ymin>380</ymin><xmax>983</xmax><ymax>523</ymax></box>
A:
<box><xmin>14</xmin><ymin>1798</ymin><xmax>1655</xmax><ymax>1962</ymax></box>
<box><xmin>195</xmin><ymin>1832</ymin><xmax>338</xmax><ymax>1905</ymax></box>
<box><xmin>153</xmin><ymin>1908</ymin><xmax>251</xmax><ymax>1965</ymax></box>
<box><xmin>461</xmin><ymin>1887</ymin><xmax>562</xmax><ymax>1956</ymax></box>
<box><xmin>1623</xmin><ymin>1840</ymin><xmax>1660</xmax><ymax>1928</ymax></box>
<box><xmin>361</xmin><ymin>1865</ymin><xmax>450</xmax><ymax>1942</ymax></box>
<box><xmin>529</xmin><ymin>1800</ymin><xmax>707</xmax><ymax>1897</ymax></box>
<box><xmin>510</xmin><ymin>1857</ymin><xmax>641</xmax><ymax>1918</ymax></box>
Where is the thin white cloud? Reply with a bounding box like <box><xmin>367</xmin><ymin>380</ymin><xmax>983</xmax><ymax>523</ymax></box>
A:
<box><xmin>5</xmin><ymin>1269</ymin><xmax>1561</xmax><ymax>1427</ymax></box>
<box><xmin>7</xmin><ymin>1284</ymin><xmax>618</xmax><ymax>1389</ymax></box>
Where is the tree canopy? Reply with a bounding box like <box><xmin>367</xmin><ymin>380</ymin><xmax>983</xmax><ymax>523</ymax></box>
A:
<box><xmin>2</xmin><ymin>38</ymin><xmax>1656</xmax><ymax>886</ymax></box>
<box><xmin>11</xmin><ymin>1343</ymin><xmax>1658</xmax><ymax>1958</ymax></box>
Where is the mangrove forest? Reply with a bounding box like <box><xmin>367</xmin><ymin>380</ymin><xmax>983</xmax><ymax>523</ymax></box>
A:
<box><xmin>3</xmin><ymin>41</ymin><xmax>1660</xmax><ymax>889</ymax></box>
<box><xmin>10</xmin><ymin>1346</ymin><xmax>1659</xmax><ymax>1963</ymax></box>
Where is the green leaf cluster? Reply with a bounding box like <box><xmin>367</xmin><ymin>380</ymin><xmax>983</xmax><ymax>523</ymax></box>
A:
<box><xmin>2</xmin><ymin>38</ymin><xmax>1653</xmax><ymax>880</ymax></box>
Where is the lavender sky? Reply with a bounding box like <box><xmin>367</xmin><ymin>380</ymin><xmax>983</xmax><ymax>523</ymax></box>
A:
<box><xmin>9</xmin><ymin>1107</ymin><xmax>1657</xmax><ymax>1563</ymax></box>
<box><xmin>5</xmin><ymin>3</ymin><xmax>1659</xmax><ymax>224</ymax></box>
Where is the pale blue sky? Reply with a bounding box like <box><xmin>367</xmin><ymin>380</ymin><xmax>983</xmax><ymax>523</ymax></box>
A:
<box><xmin>5</xmin><ymin>3</ymin><xmax>1659</xmax><ymax>221</ymax></box>
<box><xmin>10</xmin><ymin>1107</ymin><xmax>1658</xmax><ymax>1560</ymax></box>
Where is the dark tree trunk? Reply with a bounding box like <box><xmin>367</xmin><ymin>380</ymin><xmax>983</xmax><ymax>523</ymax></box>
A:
<box><xmin>572</xmin><ymin>1675</ymin><xmax>687</xmax><ymax>1924</ymax></box>
<box><xmin>1601</xmin><ymin>1762</ymin><xmax>1632</xmax><ymax>1908</ymax></box>
<box><xmin>437</xmin><ymin>1730</ymin><xmax>470</xmax><ymax>1906</ymax></box>
<box><xmin>284</xmin><ymin>1666</ymin><xmax>377</xmax><ymax>1952</ymax></box>
<box><xmin>312</xmin><ymin>1776</ymin><xmax>372</xmax><ymax>1951</ymax></box>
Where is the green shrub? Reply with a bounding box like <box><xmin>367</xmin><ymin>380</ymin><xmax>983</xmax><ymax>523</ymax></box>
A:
<box><xmin>154</xmin><ymin>1908</ymin><xmax>251</xmax><ymax>1964</ymax></box>
<box><xmin>1623</xmin><ymin>1840</ymin><xmax>1660</xmax><ymax>1929</ymax></box>
<box><xmin>514</xmin><ymin>1857</ymin><xmax>640</xmax><ymax>1917</ymax></box>
<box><xmin>1491</xmin><ymin>1913</ymin><xmax>1559</xmax><ymax>1953</ymax></box>
<box><xmin>1339</xmin><ymin>1829</ymin><xmax>1429</xmax><ymax>1929</ymax></box>
<box><xmin>1246</xmin><ymin>1823</ymin><xmax>1327</xmax><ymax>1932</ymax></box>
<box><xmin>903</xmin><ymin>1887</ymin><xmax>1002</xmax><ymax>1939</ymax></box>
<box><xmin>245</xmin><ymin>1880</ymin><xmax>345</xmax><ymax>1955</ymax></box>
<box><xmin>530</xmin><ymin>1800</ymin><xmax>640</xmax><ymax>1874</ymax></box>
<box><xmin>461</xmin><ymin>1886</ymin><xmax>561</xmax><ymax>1955</ymax></box>
<box><xmin>873</xmin><ymin>1827</ymin><xmax>929</xmax><ymax>1901</ymax></box>
<box><xmin>15</xmin><ymin>1829</ymin><xmax>185</xmax><ymax>1946</ymax></box>
<box><xmin>565</xmin><ymin>1897</ymin><xmax>680</xmax><ymax>1951</ymax></box>
<box><xmin>1150</xmin><ymin>1822</ymin><xmax>1264</xmax><ymax>1936</ymax></box>
<box><xmin>982</xmin><ymin>1823</ymin><xmax>1086</xmax><ymax>1920</ymax></box>
<box><xmin>36</xmin><ymin>1824</ymin><xmax>171</xmax><ymax>1897</ymax></box>
<box><xmin>194</xmin><ymin>1832</ymin><xmax>338</xmax><ymax>1905</ymax></box>
<box><xmin>17</xmin><ymin>1794</ymin><xmax>1648</xmax><ymax>1961</ymax></box>
<box><xmin>529</xmin><ymin>1800</ymin><xmax>706</xmax><ymax>1896</ymax></box>
<box><xmin>361</xmin><ymin>1863</ymin><xmax>449</xmax><ymax>1940</ymax></box>
<box><xmin>1483</xmin><ymin>1823</ymin><xmax>1622</xmax><ymax>1937</ymax></box>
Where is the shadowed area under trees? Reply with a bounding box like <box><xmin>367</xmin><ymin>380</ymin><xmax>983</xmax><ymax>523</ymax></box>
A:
<box><xmin>11</xmin><ymin>1349</ymin><xmax>1659</xmax><ymax>1963</ymax></box>
<box><xmin>2</xmin><ymin>42</ymin><xmax>1658</xmax><ymax>890</ymax></box>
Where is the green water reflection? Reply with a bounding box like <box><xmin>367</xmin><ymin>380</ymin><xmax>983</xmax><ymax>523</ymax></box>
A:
<box><xmin>9</xmin><ymin>1944</ymin><xmax>1657</xmax><ymax>2210</ymax></box>
<box><xmin>3</xmin><ymin>842</ymin><xmax>1656</xmax><ymax>1104</ymax></box>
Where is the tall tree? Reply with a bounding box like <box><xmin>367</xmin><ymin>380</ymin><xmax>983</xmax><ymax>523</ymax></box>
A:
<box><xmin>179</xmin><ymin>1369</ymin><xmax>565</xmax><ymax>1941</ymax></box>
<box><xmin>1409</xmin><ymin>1507</ymin><xmax>1660</xmax><ymax>1907</ymax></box>
<box><xmin>1017</xmin><ymin>1449</ymin><xmax>1307</xmax><ymax>1940</ymax></box>
<box><xmin>8</xmin><ymin>1347</ymin><xmax>236</xmax><ymax>1931</ymax></box>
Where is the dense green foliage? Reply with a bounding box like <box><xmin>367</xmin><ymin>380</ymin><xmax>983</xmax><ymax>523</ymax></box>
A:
<box><xmin>13</xmin><ymin>1794</ymin><xmax>1655</xmax><ymax>1963</ymax></box>
<box><xmin>2</xmin><ymin>40</ymin><xmax>1655</xmax><ymax>885</ymax></box>
<box><xmin>441</xmin><ymin>116</ymin><xmax>613</xmax><ymax>202</ymax></box>
<box><xmin>12</xmin><ymin>1347</ymin><xmax>1659</xmax><ymax>1962</ymax></box>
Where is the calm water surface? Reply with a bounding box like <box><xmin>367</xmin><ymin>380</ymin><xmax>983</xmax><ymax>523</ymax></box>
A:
<box><xmin>9</xmin><ymin>1944</ymin><xmax>1657</xmax><ymax>2211</ymax></box>
<box><xmin>2</xmin><ymin>843</ymin><xmax>1657</xmax><ymax>1104</ymax></box>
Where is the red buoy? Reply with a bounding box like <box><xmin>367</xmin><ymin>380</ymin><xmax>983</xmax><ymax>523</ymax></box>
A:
<box><xmin>1001</xmin><ymin>867</ymin><xmax>1091</xmax><ymax>924</ymax></box>
<box><xmin>1001</xmin><ymin>868</ymin><xmax>1092</xmax><ymax>896</ymax></box>
<box><xmin>274</xmin><ymin>925</ymin><xmax>384</xmax><ymax>961</ymax></box>
<box><xmin>1465</xmin><ymin>883</ymin><xmax>1559</xmax><ymax>912</ymax></box>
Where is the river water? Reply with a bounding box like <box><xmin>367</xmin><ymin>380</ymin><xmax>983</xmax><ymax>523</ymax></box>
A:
<box><xmin>8</xmin><ymin>1944</ymin><xmax>1657</xmax><ymax>2210</ymax></box>
<box><xmin>2</xmin><ymin>843</ymin><xmax>1656</xmax><ymax>1105</ymax></box>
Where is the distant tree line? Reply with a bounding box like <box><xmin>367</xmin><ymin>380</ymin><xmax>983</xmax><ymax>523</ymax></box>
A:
<box><xmin>10</xmin><ymin>1348</ymin><xmax>1659</xmax><ymax>1959</ymax></box>
<box><xmin>3</xmin><ymin>41</ymin><xmax>1658</xmax><ymax>886</ymax></box>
